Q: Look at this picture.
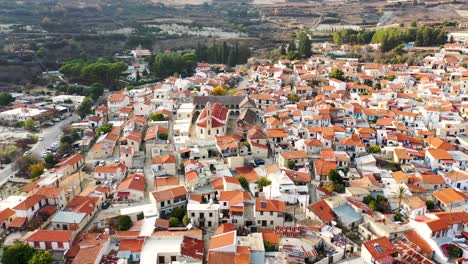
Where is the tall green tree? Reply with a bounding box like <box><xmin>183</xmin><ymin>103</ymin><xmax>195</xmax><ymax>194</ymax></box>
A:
<box><xmin>394</xmin><ymin>186</ymin><xmax>408</xmax><ymax>214</ymax></box>
<box><xmin>297</xmin><ymin>32</ymin><xmax>312</xmax><ymax>58</ymax></box>
<box><xmin>0</xmin><ymin>93</ymin><xmax>15</xmax><ymax>106</ymax></box>
<box><xmin>28</xmin><ymin>251</ymin><xmax>53</xmax><ymax>264</ymax></box>
<box><xmin>2</xmin><ymin>242</ymin><xmax>36</xmax><ymax>264</ymax></box>
<box><xmin>257</xmin><ymin>177</ymin><xmax>271</xmax><ymax>191</ymax></box>
<box><xmin>118</xmin><ymin>215</ymin><xmax>133</xmax><ymax>231</ymax></box>
<box><xmin>329</xmin><ymin>68</ymin><xmax>345</xmax><ymax>81</ymax></box>
<box><xmin>77</xmin><ymin>97</ymin><xmax>93</xmax><ymax>118</ymax></box>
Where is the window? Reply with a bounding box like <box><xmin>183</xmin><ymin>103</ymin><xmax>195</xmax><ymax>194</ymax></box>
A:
<box><xmin>270</xmin><ymin>221</ymin><xmax>274</xmax><ymax>225</ymax></box>
<box><xmin>260</xmin><ymin>211</ymin><xmax>263</xmax><ymax>216</ymax></box>
<box><xmin>158</xmin><ymin>256</ymin><xmax>165</xmax><ymax>263</ymax></box>
<box><xmin>375</xmin><ymin>244</ymin><xmax>384</xmax><ymax>254</ymax></box>
<box><xmin>191</xmin><ymin>212</ymin><xmax>195</xmax><ymax>217</ymax></box>
<box><xmin>209</xmin><ymin>212</ymin><xmax>213</xmax><ymax>217</ymax></box>
<box><xmin>161</xmin><ymin>201</ymin><xmax>165</xmax><ymax>207</ymax></box>
<box><xmin>171</xmin><ymin>256</ymin><xmax>176</xmax><ymax>262</ymax></box>
<box><xmin>270</xmin><ymin>212</ymin><xmax>273</xmax><ymax>216</ymax></box>
<box><xmin>208</xmin><ymin>221</ymin><xmax>212</xmax><ymax>227</ymax></box>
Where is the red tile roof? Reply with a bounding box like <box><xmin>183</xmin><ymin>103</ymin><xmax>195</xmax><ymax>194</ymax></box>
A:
<box><xmin>119</xmin><ymin>239</ymin><xmax>144</xmax><ymax>253</ymax></box>
<box><xmin>55</xmin><ymin>153</ymin><xmax>84</xmax><ymax>168</ymax></box>
<box><xmin>152</xmin><ymin>154</ymin><xmax>176</xmax><ymax>164</ymax></box>
<box><xmin>196</xmin><ymin>103</ymin><xmax>229</xmax><ymax>128</ymax></box>
<box><xmin>209</xmin><ymin>231</ymin><xmax>236</xmax><ymax>250</ymax></box>
<box><xmin>309</xmin><ymin>200</ymin><xmax>334</xmax><ymax>223</ymax></box>
<box><xmin>151</xmin><ymin>186</ymin><xmax>187</xmax><ymax>201</ymax></box>
<box><xmin>362</xmin><ymin>237</ymin><xmax>397</xmax><ymax>261</ymax></box>
<box><xmin>26</xmin><ymin>230</ymin><xmax>73</xmax><ymax>242</ymax></box>
<box><xmin>255</xmin><ymin>198</ymin><xmax>286</xmax><ymax>213</ymax></box>
<box><xmin>154</xmin><ymin>176</ymin><xmax>179</xmax><ymax>187</ymax></box>
<box><xmin>9</xmin><ymin>217</ymin><xmax>26</xmax><ymax>228</ymax></box>
<box><xmin>403</xmin><ymin>230</ymin><xmax>433</xmax><ymax>255</ymax></box>
<box><xmin>118</xmin><ymin>173</ymin><xmax>146</xmax><ymax>192</ymax></box>
<box><xmin>181</xmin><ymin>236</ymin><xmax>204</xmax><ymax>261</ymax></box>
<box><xmin>0</xmin><ymin>208</ymin><xmax>15</xmax><ymax>223</ymax></box>
<box><xmin>13</xmin><ymin>195</ymin><xmax>44</xmax><ymax>210</ymax></box>
<box><xmin>214</xmin><ymin>223</ymin><xmax>236</xmax><ymax>235</ymax></box>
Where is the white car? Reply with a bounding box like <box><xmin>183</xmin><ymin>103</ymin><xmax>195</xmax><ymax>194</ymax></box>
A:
<box><xmin>38</xmin><ymin>137</ymin><xmax>44</xmax><ymax>141</ymax></box>
<box><xmin>24</xmin><ymin>151</ymin><xmax>31</xmax><ymax>156</ymax></box>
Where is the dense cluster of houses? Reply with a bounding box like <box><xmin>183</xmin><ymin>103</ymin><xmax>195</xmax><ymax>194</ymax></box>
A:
<box><xmin>0</xmin><ymin>42</ymin><xmax>467</xmax><ymax>264</ymax></box>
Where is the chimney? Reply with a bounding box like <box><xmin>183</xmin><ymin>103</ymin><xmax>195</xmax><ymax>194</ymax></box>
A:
<box><xmin>260</xmin><ymin>200</ymin><xmax>267</xmax><ymax>209</ymax></box>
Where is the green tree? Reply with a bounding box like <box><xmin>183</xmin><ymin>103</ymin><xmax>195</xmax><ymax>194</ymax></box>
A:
<box><xmin>426</xmin><ymin>200</ymin><xmax>435</xmax><ymax>210</ymax></box>
<box><xmin>237</xmin><ymin>175</ymin><xmax>250</xmax><ymax>191</ymax></box>
<box><xmin>182</xmin><ymin>215</ymin><xmax>191</xmax><ymax>226</ymax></box>
<box><xmin>287</xmin><ymin>93</ymin><xmax>299</xmax><ymax>103</ymax></box>
<box><xmin>78</xmin><ymin>97</ymin><xmax>93</xmax><ymax>118</ymax></box>
<box><xmin>96</xmin><ymin>124</ymin><xmax>113</xmax><ymax>136</ymax></box>
<box><xmin>257</xmin><ymin>176</ymin><xmax>271</xmax><ymax>191</ymax></box>
<box><xmin>264</xmin><ymin>241</ymin><xmax>276</xmax><ymax>252</ymax></box>
<box><xmin>369</xmin><ymin>145</ymin><xmax>381</xmax><ymax>153</ymax></box>
<box><xmin>28</xmin><ymin>251</ymin><xmax>53</xmax><ymax>264</ymax></box>
<box><xmin>297</xmin><ymin>31</ymin><xmax>312</xmax><ymax>58</ymax></box>
<box><xmin>0</xmin><ymin>93</ymin><xmax>15</xmax><ymax>106</ymax></box>
<box><xmin>171</xmin><ymin>207</ymin><xmax>186</xmax><ymax>221</ymax></box>
<box><xmin>2</xmin><ymin>242</ymin><xmax>36</xmax><ymax>264</ymax></box>
<box><xmin>287</xmin><ymin>160</ymin><xmax>296</xmax><ymax>170</ymax></box>
<box><xmin>43</xmin><ymin>153</ymin><xmax>57</xmax><ymax>168</ymax></box>
<box><xmin>23</xmin><ymin>118</ymin><xmax>35</xmax><ymax>131</ymax></box>
<box><xmin>118</xmin><ymin>215</ymin><xmax>133</xmax><ymax>231</ymax></box>
<box><xmin>169</xmin><ymin>217</ymin><xmax>180</xmax><ymax>227</ymax></box>
<box><xmin>410</xmin><ymin>21</ymin><xmax>417</xmax><ymax>27</ymax></box>
<box><xmin>329</xmin><ymin>68</ymin><xmax>345</xmax><ymax>81</ymax></box>
<box><xmin>149</xmin><ymin>113</ymin><xmax>166</xmax><ymax>121</ymax></box>
<box><xmin>394</xmin><ymin>186</ymin><xmax>408</xmax><ymax>214</ymax></box>
<box><xmin>151</xmin><ymin>52</ymin><xmax>197</xmax><ymax>78</ymax></box>
<box><xmin>158</xmin><ymin>133</ymin><xmax>168</xmax><ymax>141</ymax></box>
<box><xmin>88</xmin><ymin>83</ymin><xmax>105</xmax><ymax>101</ymax></box>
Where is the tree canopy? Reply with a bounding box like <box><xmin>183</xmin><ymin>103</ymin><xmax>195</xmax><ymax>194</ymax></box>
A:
<box><xmin>195</xmin><ymin>41</ymin><xmax>250</xmax><ymax>67</ymax></box>
<box><xmin>257</xmin><ymin>176</ymin><xmax>271</xmax><ymax>191</ymax></box>
<box><xmin>0</xmin><ymin>93</ymin><xmax>15</xmax><ymax>106</ymax></box>
<box><xmin>332</xmin><ymin>26</ymin><xmax>447</xmax><ymax>52</ymax></box>
<box><xmin>77</xmin><ymin>97</ymin><xmax>93</xmax><ymax>118</ymax></box>
<box><xmin>297</xmin><ymin>31</ymin><xmax>312</xmax><ymax>58</ymax></box>
<box><xmin>2</xmin><ymin>242</ymin><xmax>36</xmax><ymax>264</ymax></box>
<box><xmin>59</xmin><ymin>59</ymin><xmax>127</xmax><ymax>87</ymax></box>
<box><xmin>96</xmin><ymin>123</ymin><xmax>113</xmax><ymax>136</ymax></box>
<box><xmin>149</xmin><ymin>112</ymin><xmax>166</xmax><ymax>121</ymax></box>
<box><xmin>27</xmin><ymin>251</ymin><xmax>53</xmax><ymax>264</ymax></box>
<box><xmin>329</xmin><ymin>68</ymin><xmax>345</xmax><ymax>81</ymax></box>
<box><xmin>118</xmin><ymin>215</ymin><xmax>133</xmax><ymax>231</ymax></box>
<box><xmin>150</xmin><ymin>52</ymin><xmax>197</xmax><ymax>78</ymax></box>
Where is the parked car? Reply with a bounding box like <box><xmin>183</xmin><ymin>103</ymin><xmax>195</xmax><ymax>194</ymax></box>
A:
<box><xmin>53</xmin><ymin>118</ymin><xmax>60</xmax><ymax>122</ymax></box>
<box><xmin>23</xmin><ymin>151</ymin><xmax>31</xmax><ymax>156</ymax></box>
<box><xmin>253</xmin><ymin>159</ymin><xmax>265</xmax><ymax>166</ymax></box>
<box><xmin>38</xmin><ymin>137</ymin><xmax>44</xmax><ymax>141</ymax></box>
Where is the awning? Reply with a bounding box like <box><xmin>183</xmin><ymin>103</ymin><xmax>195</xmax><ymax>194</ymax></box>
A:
<box><xmin>118</xmin><ymin>192</ymin><xmax>130</xmax><ymax>197</ymax></box>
